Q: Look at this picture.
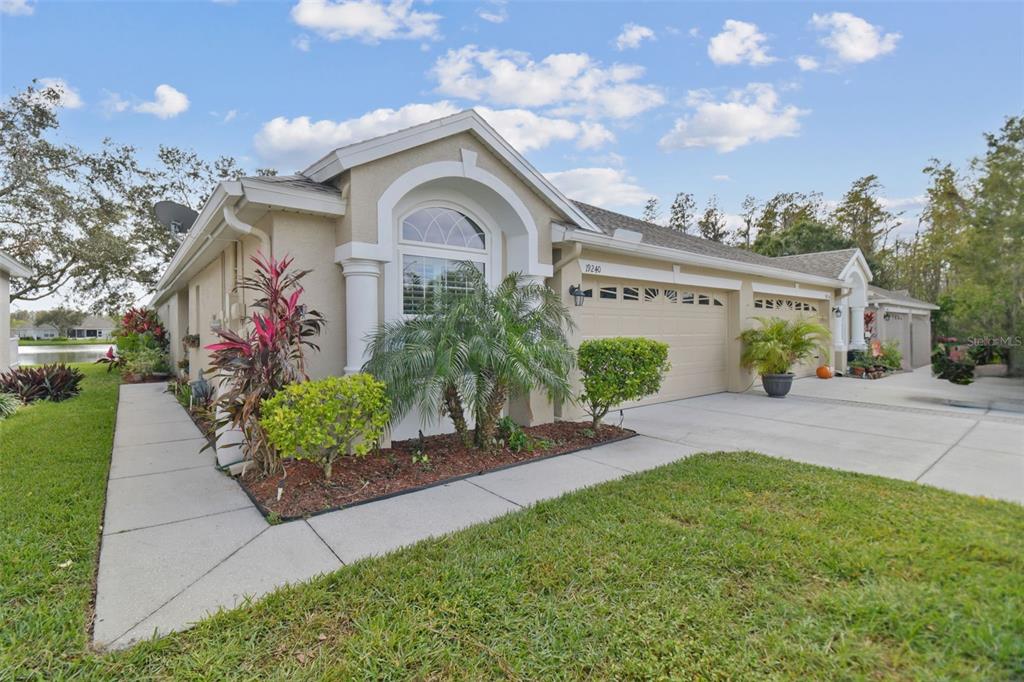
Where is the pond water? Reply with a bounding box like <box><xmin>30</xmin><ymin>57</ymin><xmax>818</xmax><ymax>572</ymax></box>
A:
<box><xmin>18</xmin><ymin>343</ymin><xmax>113</xmax><ymax>366</ymax></box>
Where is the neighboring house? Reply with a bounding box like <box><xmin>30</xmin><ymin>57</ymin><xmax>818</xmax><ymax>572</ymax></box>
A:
<box><xmin>151</xmin><ymin>109</ymin><xmax>936</xmax><ymax>446</ymax></box>
<box><xmin>68</xmin><ymin>315</ymin><xmax>117</xmax><ymax>339</ymax></box>
<box><xmin>868</xmin><ymin>285</ymin><xmax>939</xmax><ymax>369</ymax></box>
<box><xmin>14</xmin><ymin>323</ymin><xmax>60</xmax><ymax>340</ymax></box>
<box><xmin>1</xmin><ymin>250</ymin><xmax>31</xmax><ymax>369</ymax></box>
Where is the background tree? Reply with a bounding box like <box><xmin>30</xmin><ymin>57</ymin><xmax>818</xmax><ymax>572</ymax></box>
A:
<box><xmin>751</xmin><ymin>191</ymin><xmax>823</xmax><ymax>251</ymax></box>
<box><xmin>752</xmin><ymin>220</ymin><xmax>853</xmax><ymax>257</ymax></box>
<box><xmin>641</xmin><ymin>196</ymin><xmax>660</xmax><ymax>223</ymax></box>
<box><xmin>697</xmin><ymin>195</ymin><xmax>728</xmax><ymax>242</ymax></box>
<box><xmin>668</xmin><ymin>192</ymin><xmax>696</xmax><ymax>233</ymax></box>
<box><xmin>734</xmin><ymin>194</ymin><xmax>759</xmax><ymax>247</ymax></box>
<box><xmin>34</xmin><ymin>307</ymin><xmax>86</xmax><ymax>336</ymax></box>
<box><xmin>830</xmin><ymin>175</ymin><xmax>901</xmax><ymax>284</ymax></box>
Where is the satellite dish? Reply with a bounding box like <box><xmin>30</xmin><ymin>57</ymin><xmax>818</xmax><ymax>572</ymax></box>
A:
<box><xmin>154</xmin><ymin>201</ymin><xmax>199</xmax><ymax>236</ymax></box>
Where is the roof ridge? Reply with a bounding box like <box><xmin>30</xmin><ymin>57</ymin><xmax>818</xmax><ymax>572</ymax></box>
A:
<box><xmin>773</xmin><ymin>247</ymin><xmax>858</xmax><ymax>259</ymax></box>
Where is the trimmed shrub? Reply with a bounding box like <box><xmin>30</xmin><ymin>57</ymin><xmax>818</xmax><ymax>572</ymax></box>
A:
<box><xmin>578</xmin><ymin>337</ymin><xmax>670</xmax><ymax>428</ymax></box>
<box><xmin>260</xmin><ymin>374</ymin><xmax>390</xmax><ymax>478</ymax></box>
<box><xmin>0</xmin><ymin>364</ymin><xmax>85</xmax><ymax>403</ymax></box>
<box><xmin>0</xmin><ymin>392</ymin><xmax>20</xmax><ymax>419</ymax></box>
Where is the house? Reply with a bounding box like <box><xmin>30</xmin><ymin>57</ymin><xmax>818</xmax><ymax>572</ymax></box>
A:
<box><xmin>151</xmin><ymin>109</ymin><xmax>934</xmax><ymax>450</ymax></box>
<box><xmin>68</xmin><ymin>315</ymin><xmax>117</xmax><ymax>339</ymax></box>
<box><xmin>13</xmin><ymin>323</ymin><xmax>60</xmax><ymax>340</ymax></box>
<box><xmin>1</xmin><ymin>251</ymin><xmax>31</xmax><ymax>369</ymax></box>
<box><xmin>867</xmin><ymin>285</ymin><xmax>938</xmax><ymax>369</ymax></box>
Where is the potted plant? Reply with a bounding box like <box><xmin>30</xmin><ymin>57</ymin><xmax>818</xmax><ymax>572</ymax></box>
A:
<box><xmin>739</xmin><ymin>317</ymin><xmax>831</xmax><ymax>398</ymax></box>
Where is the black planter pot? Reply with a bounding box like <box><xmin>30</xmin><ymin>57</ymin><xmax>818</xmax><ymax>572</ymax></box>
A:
<box><xmin>762</xmin><ymin>373</ymin><xmax>794</xmax><ymax>398</ymax></box>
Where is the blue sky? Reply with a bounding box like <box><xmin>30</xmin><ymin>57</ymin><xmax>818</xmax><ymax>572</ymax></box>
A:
<box><xmin>2</xmin><ymin>0</ymin><xmax>1022</xmax><ymax>238</ymax></box>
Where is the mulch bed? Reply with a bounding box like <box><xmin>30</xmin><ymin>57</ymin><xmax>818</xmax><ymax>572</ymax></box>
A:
<box><xmin>240</xmin><ymin>421</ymin><xmax>634</xmax><ymax>519</ymax></box>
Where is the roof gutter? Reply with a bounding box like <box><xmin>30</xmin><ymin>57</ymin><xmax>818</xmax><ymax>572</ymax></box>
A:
<box><xmin>552</xmin><ymin>224</ymin><xmax>845</xmax><ymax>290</ymax></box>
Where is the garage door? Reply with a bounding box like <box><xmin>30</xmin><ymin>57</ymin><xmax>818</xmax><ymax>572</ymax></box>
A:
<box><xmin>752</xmin><ymin>295</ymin><xmax>828</xmax><ymax>378</ymax></box>
<box><xmin>580</xmin><ymin>277</ymin><xmax>729</xmax><ymax>406</ymax></box>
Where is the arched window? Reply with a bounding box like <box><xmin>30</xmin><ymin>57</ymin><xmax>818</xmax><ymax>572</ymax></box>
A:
<box><xmin>401</xmin><ymin>207</ymin><xmax>485</xmax><ymax>250</ymax></box>
<box><xmin>399</xmin><ymin>206</ymin><xmax>489</xmax><ymax>315</ymax></box>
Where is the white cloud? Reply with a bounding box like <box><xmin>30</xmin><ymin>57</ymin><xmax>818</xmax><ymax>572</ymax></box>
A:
<box><xmin>36</xmin><ymin>78</ymin><xmax>83</xmax><ymax>109</ymax></box>
<box><xmin>293</xmin><ymin>34</ymin><xmax>312</xmax><ymax>51</ymax></box>
<box><xmin>223</xmin><ymin>109</ymin><xmax>238</xmax><ymax>123</ymax></box>
<box><xmin>707</xmin><ymin>19</ymin><xmax>775</xmax><ymax>65</ymax></box>
<box><xmin>712</xmin><ymin>174</ymin><xmax>731</xmax><ymax>181</ymax></box>
<box><xmin>134</xmin><ymin>84</ymin><xmax>190</xmax><ymax>119</ymax></box>
<box><xmin>290</xmin><ymin>0</ymin><xmax>441</xmax><ymax>43</ymax></box>
<box><xmin>795</xmin><ymin>55</ymin><xmax>820</xmax><ymax>71</ymax></box>
<box><xmin>432</xmin><ymin>45</ymin><xmax>664</xmax><ymax>119</ymax></box>
<box><xmin>688</xmin><ymin>27</ymin><xmax>700</xmax><ymax>39</ymax></box>
<box><xmin>253</xmin><ymin>101</ymin><xmax>611</xmax><ymax>168</ymax></box>
<box><xmin>476</xmin><ymin>0</ymin><xmax>506</xmax><ymax>24</ymax></box>
<box><xmin>0</xmin><ymin>0</ymin><xmax>33</xmax><ymax>15</ymax></box>
<box><xmin>659</xmin><ymin>83</ymin><xmax>808</xmax><ymax>153</ymax></box>
<box><xmin>810</xmin><ymin>12</ymin><xmax>900</xmax><ymax>63</ymax></box>
<box><xmin>101</xmin><ymin>91</ymin><xmax>130</xmax><ymax>114</ymax></box>
<box><xmin>615</xmin><ymin>23</ymin><xmax>655</xmax><ymax>51</ymax></box>
<box><xmin>544</xmin><ymin>167</ymin><xmax>649</xmax><ymax>209</ymax></box>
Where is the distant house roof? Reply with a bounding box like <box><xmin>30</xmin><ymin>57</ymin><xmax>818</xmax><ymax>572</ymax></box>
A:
<box><xmin>868</xmin><ymin>285</ymin><xmax>939</xmax><ymax>310</ymax></box>
<box><xmin>74</xmin><ymin>315</ymin><xmax>117</xmax><ymax>329</ymax></box>
<box><xmin>771</xmin><ymin>248</ymin><xmax>861</xmax><ymax>279</ymax></box>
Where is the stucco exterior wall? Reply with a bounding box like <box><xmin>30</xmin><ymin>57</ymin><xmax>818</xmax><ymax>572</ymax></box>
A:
<box><xmin>270</xmin><ymin>212</ymin><xmax>345</xmax><ymax>379</ymax></box>
<box><xmin>346</xmin><ymin>131</ymin><xmax>559</xmax><ymax>264</ymax></box>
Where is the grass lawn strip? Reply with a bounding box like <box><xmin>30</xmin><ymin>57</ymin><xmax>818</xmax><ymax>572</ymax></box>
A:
<box><xmin>0</xmin><ymin>364</ymin><xmax>119</xmax><ymax>676</ymax></box>
<box><xmin>4</xmin><ymin>377</ymin><xmax>1021</xmax><ymax>681</ymax></box>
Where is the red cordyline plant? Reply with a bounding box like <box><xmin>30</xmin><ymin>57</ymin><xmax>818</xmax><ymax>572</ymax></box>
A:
<box><xmin>118</xmin><ymin>307</ymin><xmax>168</xmax><ymax>347</ymax></box>
<box><xmin>206</xmin><ymin>253</ymin><xmax>325</xmax><ymax>476</ymax></box>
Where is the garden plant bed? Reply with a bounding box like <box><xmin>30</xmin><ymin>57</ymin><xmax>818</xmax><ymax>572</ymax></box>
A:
<box><xmin>241</xmin><ymin>421</ymin><xmax>634</xmax><ymax>519</ymax></box>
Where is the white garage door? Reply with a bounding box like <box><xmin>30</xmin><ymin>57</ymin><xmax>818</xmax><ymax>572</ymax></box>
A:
<box><xmin>580</xmin><ymin>277</ymin><xmax>729</xmax><ymax>406</ymax></box>
<box><xmin>751</xmin><ymin>295</ymin><xmax>828</xmax><ymax>378</ymax></box>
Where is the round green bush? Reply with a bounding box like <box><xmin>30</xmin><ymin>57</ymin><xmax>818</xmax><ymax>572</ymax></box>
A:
<box><xmin>578</xmin><ymin>337</ymin><xmax>670</xmax><ymax>428</ymax></box>
<box><xmin>260</xmin><ymin>374</ymin><xmax>390</xmax><ymax>478</ymax></box>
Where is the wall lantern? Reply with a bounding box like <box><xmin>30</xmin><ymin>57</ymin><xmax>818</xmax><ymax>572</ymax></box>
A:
<box><xmin>831</xmin><ymin>306</ymin><xmax>842</xmax><ymax>318</ymax></box>
<box><xmin>568</xmin><ymin>285</ymin><xmax>589</xmax><ymax>307</ymax></box>
<box><xmin>883</xmin><ymin>312</ymin><xmax>892</xmax><ymax>321</ymax></box>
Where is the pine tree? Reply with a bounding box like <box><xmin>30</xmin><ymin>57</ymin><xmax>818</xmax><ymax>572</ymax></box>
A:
<box><xmin>668</xmin><ymin>192</ymin><xmax>696</xmax><ymax>233</ymax></box>
<box><xmin>641</xmin><ymin>197</ymin><xmax>660</xmax><ymax>223</ymax></box>
<box><xmin>697</xmin><ymin>195</ymin><xmax>728</xmax><ymax>242</ymax></box>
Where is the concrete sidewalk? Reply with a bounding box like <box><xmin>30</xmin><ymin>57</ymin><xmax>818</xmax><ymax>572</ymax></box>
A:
<box><xmin>93</xmin><ymin>383</ymin><xmax>697</xmax><ymax>649</ymax></box>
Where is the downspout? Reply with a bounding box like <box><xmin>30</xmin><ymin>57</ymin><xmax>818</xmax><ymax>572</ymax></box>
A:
<box><xmin>222</xmin><ymin>205</ymin><xmax>270</xmax><ymax>255</ymax></box>
<box><xmin>553</xmin><ymin>242</ymin><xmax>582</xmax><ymax>274</ymax></box>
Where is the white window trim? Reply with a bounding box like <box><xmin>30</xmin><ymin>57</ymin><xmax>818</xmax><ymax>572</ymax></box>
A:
<box><xmin>395</xmin><ymin>201</ymin><xmax>500</xmax><ymax>319</ymax></box>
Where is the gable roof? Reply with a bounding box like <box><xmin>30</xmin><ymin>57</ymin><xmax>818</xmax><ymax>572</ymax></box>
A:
<box><xmin>771</xmin><ymin>248</ymin><xmax>861</xmax><ymax>279</ymax></box>
<box><xmin>0</xmin><ymin>250</ymin><xmax>31</xmax><ymax>279</ymax></box>
<box><xmin>868</xmin><ymin>285</ymin><xmax>939</xmax><ymax>310</ymax></box>
<box><xmin>302</xmin><ymin>109</ymin><xmax>602</xmax><ymax>234</ymax></box>
<box><xmin>239</xmin><ymin>173</ymin><xmax>340</xmax><ymax>198</ymax></box>
<box><xmin>573</xmin><ymin>201</ymin><xmax>787</xmax><ymax>269</ymax></box>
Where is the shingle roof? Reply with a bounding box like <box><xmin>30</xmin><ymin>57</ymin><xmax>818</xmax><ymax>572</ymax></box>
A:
<box><xmin>572</xmin><ymin>201</ymin><xmax>789</xmax><ymax>270</ymax></box>
<box><xmin>572</xmin><ymin>201</ymin><xmax>860</xmax><ymax>280</ymax></box>
<box><xmin>770</xmin><ymin>248</ymin><xmax>860</xmax><ymax>279</ymax></box>
<box><xmin>242</xmin><ymin>174</ymin><xmax>339</xmax><ymax>197</ymax></box>
<box><xmin>868</xmin><ymin>285</ymin><xmax>937</xmax><ymax>309</ymax></box>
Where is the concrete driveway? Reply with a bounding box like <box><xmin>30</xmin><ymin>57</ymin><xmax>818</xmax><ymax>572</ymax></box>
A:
<box><xmin>620</xmin><ymin>367</ymin><xmax>1023</xmax><ymax>504</ymax></box>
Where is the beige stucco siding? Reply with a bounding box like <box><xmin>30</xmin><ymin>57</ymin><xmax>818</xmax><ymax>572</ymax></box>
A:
<box><xmin>346</xmin><ymin>132</ymin><xmax>558</xmax><ymax>265</ymax></box>
<box><xmin>270</xmin><ymin>212</ymin><xmax>345</xmax><ymax>379</ymax></box>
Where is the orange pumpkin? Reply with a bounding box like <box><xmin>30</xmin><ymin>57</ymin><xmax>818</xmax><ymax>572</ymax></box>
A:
<box><xmin>816</xmin><ymin>365</ymin><xmax>833</xmax><ymax>379</ymax></box>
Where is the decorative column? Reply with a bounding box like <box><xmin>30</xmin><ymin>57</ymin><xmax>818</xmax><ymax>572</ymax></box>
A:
<box><xmin>850</xmin><ymin>305</ymin><xmax>866</xmax><ymax>350</ymax></box>
<box><xmin>340</xmin><ymin>258</ymin><xmax>382</xmax><ymax>374</ymax></box>
<box><xmin>831</xmin><ymin>298</ymin><xmax>845</xmax><ymax>351</ymax></box>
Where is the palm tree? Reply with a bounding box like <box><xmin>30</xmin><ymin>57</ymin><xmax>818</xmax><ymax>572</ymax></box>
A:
<box><xmin>364</xmin><ymin>266</ymin><xmax>575</xmax><ymax>449</ymax></box>
<box><xmin>739</xmin><ymin>316</ymin><xmax>831</xmax><ymax>376</ymax></box>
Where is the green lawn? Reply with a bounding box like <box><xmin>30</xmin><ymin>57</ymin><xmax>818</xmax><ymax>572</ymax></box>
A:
<box><xmin>3</xmin><ymin>370</ymin><xmax>1023</xmax><ymax>679</ymax></box>
<box><xmin>17</xmin><ymin>337</ymin><xmax>114</xmax><ymax>346</ymax></box>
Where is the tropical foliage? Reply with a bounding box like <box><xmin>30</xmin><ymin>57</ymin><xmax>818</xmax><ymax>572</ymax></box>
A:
<box><xmin>364</xmin><ymin>267</ymin><xmax>574</xmax><ymax>449</ymax></box>
<box><xmin>0</xmin><ymin>363</ymin><xmax>85</xmax><ymax>403</ymax></box>
<box><xmin>931</xmin><ymin>338</ymin><xmax>976</xmax><ymax>385</ymax></box>
<box><xmin>261</xmin><ymin>374</ymin><xmax>390</xmax><ymax>478</ymax></box>
<box><xmin>577</xmin><ymin>337</ymin><xmax>670</xmax><ymax>428</ymax></box>
<box><xmin>739</xmin><ymin>317</ymin><xmax>831</xmax><ymax>376</ymax></box>
<box><xmin>0</xmin><ymin>392</ymin><xmax>20</xmax><ymax>419</ymax></box>
<box><xmin>205</xmin><ymin>253</ymin><xmax>324</xmax><ymax>475</ymax></box>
